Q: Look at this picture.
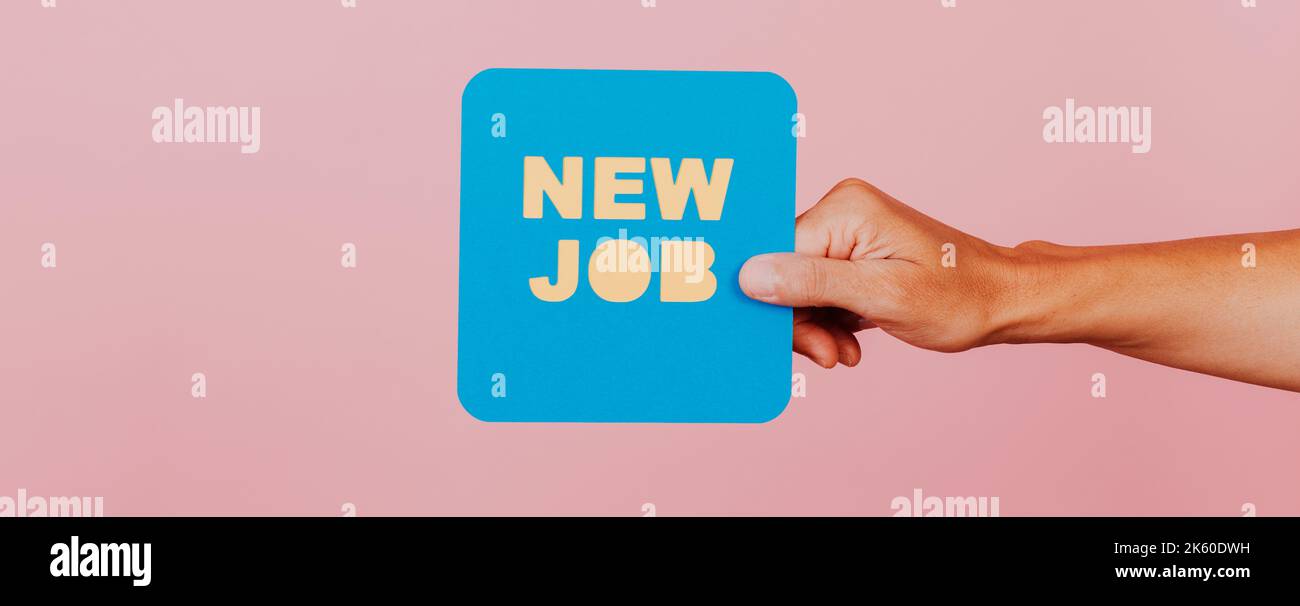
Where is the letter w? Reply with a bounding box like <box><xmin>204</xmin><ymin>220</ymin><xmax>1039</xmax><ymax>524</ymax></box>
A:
<box><xmin>650</xmin><ymin>158</ymin><xmax>733</xmax><ymax>221</ymax></box>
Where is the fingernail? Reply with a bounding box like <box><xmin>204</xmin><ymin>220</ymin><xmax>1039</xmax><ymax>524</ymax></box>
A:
<box><xmin>740</xmin><ymin>255</ymin><xmax>780</xmax><ymax>301</ymax></box>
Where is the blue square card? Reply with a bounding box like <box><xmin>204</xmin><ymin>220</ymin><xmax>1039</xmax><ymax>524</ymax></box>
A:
<box><xmin>458</xmin><ymin>68</ymin><xmax>795</xmax><ymax>422</ymax></box>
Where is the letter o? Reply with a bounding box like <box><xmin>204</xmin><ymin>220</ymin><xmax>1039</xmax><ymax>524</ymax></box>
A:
<box><xmin>588</xmin><ymin>239</ymin><xmax>652</xmax><ymax>302</ymax></box>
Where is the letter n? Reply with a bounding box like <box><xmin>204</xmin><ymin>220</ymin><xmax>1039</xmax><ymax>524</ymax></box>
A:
<box><xmin>523</xmin><ymin>156</ymin><xmax>582</xmax><ymax>219</ymax></box>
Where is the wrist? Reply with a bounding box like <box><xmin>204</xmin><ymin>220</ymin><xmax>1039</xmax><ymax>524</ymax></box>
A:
<box><xmin>981</xmin><ymin>240</ymin><xmax>1105</xmax><ymax>347</ymax></box>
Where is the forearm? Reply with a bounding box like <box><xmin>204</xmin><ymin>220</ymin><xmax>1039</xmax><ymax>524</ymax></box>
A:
<box><xmin>988</xmin><ymin>230</ymin><xmax>1300</xmax><ymax>392</ymax></box>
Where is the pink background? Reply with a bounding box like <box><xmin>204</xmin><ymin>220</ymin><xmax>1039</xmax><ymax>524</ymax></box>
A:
<box><xmin>2</xmin><ymin>0</ymin><xmax>1297</xmax><ymax>516</ymax></box>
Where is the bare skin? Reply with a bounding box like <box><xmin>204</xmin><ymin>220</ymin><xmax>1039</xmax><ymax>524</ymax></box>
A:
<box><xmin>738</xmin><ymin>178</ymin><xmax>1300</xmax><ymax>393</ymax></box>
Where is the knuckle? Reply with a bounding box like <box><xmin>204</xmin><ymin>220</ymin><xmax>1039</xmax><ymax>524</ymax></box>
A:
<box><xmin>826</xmin><ymin>178</ymin><xmax>884</xmax><ymax>214</ymax></box>
<box><xmin>832</xmin><ymin>177</ymin><xmax>872</xmax><ymax>193</ymax></box>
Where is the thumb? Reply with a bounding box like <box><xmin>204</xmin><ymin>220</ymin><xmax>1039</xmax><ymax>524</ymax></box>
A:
<box><xmin>739</xmin><ymin>252</ymin><xmax>864</xmax><ymax>311</ymax></box>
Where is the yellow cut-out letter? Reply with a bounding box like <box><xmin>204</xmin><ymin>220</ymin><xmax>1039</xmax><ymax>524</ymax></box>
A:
<box><xmin>588</xmin><ymin>239</ymin><xmax>652</xmax><ymax>302</ymax></box>
<box><xmin>524</xmin><ymin>156</ymin><xmax>583</xmax><ymax>219</ymax></box>
<box><xmin>660</xmin><ymin>240</ymin><xmax>717</xmax><ymax>302</ymax></box>
<box><xmin>650</xmin><ymin>158</ymin><xmax>733</xmax><ymax>221</ymax></box>
<box><xmin>593</xmin><ymin>157</ymin><xmax>646</xmax><ymax>220</ymax></box>
<box><xmin>530</xmin><ymin>240</ymin><xmax>580</xmax><ymax>302</ymax></box>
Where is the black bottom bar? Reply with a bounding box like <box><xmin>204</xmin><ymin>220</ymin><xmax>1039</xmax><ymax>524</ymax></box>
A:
<box><xmin>1</xmin><ymin>517</ymin><xmax>1287</xmax><ymax>595</ymax></box>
